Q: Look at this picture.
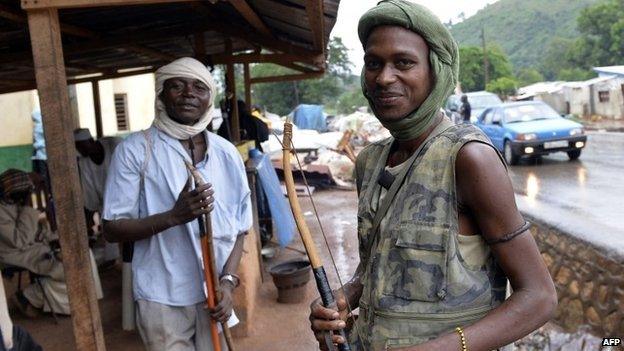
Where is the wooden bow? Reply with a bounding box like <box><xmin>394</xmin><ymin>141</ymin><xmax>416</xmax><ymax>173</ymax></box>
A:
<box><xmin>282</xmin><ymin>122</ymin><xmax>352</xmax><ymax>351</ymax></box>
<box><xmin>185</xmin><ymin>161</ymin><xmax>235</xmax><ymax>351</ymax></box>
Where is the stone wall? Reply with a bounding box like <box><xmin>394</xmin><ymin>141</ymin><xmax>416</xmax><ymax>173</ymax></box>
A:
<box><xmin>528</xmin><ymin>215</ymin><xmax>624</xmax><ymax>335</ymax></box>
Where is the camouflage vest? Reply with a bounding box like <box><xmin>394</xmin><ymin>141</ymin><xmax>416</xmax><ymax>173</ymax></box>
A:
<box><xmin>351</xmin><ymin>123</ymin><xmax>507</xmax><ymax>350</ymax></box>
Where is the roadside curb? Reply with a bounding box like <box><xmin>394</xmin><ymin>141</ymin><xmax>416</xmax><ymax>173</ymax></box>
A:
<box><xmin>584</xmin><ymin>126</ymin><xmax>624</xmax><ymax>132</ymax></box>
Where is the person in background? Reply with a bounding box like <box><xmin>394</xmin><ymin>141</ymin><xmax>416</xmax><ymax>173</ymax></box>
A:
<box><xmin>218</xmin><ymin>100</ymin><xmax>269</xmax><ymax>151</ymax></box>
<box><xmin>31</xmin><ymin>110</ymin><xmax>48</xmax><ymax>187</ymax></box>
<box><xmin>102</xmin><ymin>57</ymin><xmax>251</xmax><ymax>351</ymax></box>
<box><xmin>0</xmin><ymin>169</ymin><xmax>102</xmax><ymax>317</ymax></box>
<box><xmin>1</xmin><ymin>273</ymin><xmax>43</xmax><ymax>351</ymax></box>
<box><xmin>74</xmin><ymin>128</ymin><xmax>122</xmax><ymax>263</ymax></box>
<box><xmin>460</xmin><ymin>94</ymin><xmax>472</xmax><ymax>123</ymax></box>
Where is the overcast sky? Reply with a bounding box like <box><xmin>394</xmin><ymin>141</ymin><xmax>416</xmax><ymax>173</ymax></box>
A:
<box><xmin>331</xmin><ymin>0</ymin><xmax>498</xmax><ymax>72</ymax></box>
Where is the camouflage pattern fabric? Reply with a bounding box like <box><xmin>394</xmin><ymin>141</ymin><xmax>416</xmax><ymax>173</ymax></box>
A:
<box><xmin>351</xmin><ymin>123</ymin><xmax>507</xmax><ymax>350</ymax></box>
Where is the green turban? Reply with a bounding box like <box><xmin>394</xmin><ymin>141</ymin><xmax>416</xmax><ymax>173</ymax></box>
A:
<box><xmin>358</xmin><ymin>0</ymin><xmax>459</xmax><ymax>141</ymax></box>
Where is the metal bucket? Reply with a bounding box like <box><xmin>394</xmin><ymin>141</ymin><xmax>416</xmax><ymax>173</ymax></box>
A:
<box><xmin>269</xmin><ymin>260</ymin><xmax>311</xmax><ymax>303</ymax></box>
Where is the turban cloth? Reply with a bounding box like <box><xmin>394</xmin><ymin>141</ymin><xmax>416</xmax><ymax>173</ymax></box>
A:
<box><xmin>0</xmin><ymin>169</ymin><xmax>33</xmax><ymax>200</ymax></box>
<box><xmin>358</xmin><ymin>0</ymin><xmax>459</xmax><ymax>141</ymax></box>
<box><xmin>153</xmin><ymin>57</ymin><xmax>217</xmax><ymax>140</ymax></box>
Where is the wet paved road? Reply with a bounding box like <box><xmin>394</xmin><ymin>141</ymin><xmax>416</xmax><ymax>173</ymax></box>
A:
<box><xmin>507</xmin><ymin>131</ymin><xmax>624</xmax><ymax>254</ymax></box>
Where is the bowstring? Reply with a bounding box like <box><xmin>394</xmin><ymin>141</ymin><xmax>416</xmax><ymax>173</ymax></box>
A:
<box><xmin>272</xmin><ymin>128</ymin><xmax>362</xmax><ymax>345</ymax></box>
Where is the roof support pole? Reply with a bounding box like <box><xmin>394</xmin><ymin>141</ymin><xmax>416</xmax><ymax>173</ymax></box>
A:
<box><xmin>91</xmin><ymin>80</ymin><xmax>103</xmax><ymax>138</ymax></box>
<box><xmin>225</xmin><ymin>38</ymin><xmax>240</xmax><ymax>143</ymax></box>
<box><xmin>26</xmin><ymin>8</ymin><xmax>106</xmax><ymax>351</ymax></box>
<box><xmin>244</xmin><ymin>63</ymin><xmax>251</xmax><ymax>108</ymax></box>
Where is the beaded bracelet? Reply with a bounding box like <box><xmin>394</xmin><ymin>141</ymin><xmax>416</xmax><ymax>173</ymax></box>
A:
<box><xmin>455</xmin><ymin>327</ymin><xmax>468</xmax><ymax>351</ymax></box>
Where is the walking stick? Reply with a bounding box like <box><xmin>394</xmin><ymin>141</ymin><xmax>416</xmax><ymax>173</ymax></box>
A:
<box><xmin>185</xmin><ymin>161</ymin><xmax>236</xmax><ymax>351</ymax></box>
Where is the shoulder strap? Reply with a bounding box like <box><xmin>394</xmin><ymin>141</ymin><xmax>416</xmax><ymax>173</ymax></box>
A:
<box><xmin>141</xmin><ymin>129</ymin><xmax>153</xmax><ymax>181</ymax></box>
<box><xmin>369</xmin><ymin>118</ymin><xmax>454</xmax><ymax>243</ymax></box>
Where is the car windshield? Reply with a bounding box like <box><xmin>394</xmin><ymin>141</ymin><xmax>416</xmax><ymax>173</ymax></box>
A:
<box><xmin>468</xmin><ymin>94</ymin><xmax>502</xmax><ymax>109</ymax></box>
<box><xmin>503</xmin><ymin>104</ymin><xmax>560</xmax><ymax>123</ymax></box>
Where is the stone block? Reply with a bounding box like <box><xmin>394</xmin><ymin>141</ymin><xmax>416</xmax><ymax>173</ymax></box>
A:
<box><xmin>580</xmin><ymin>281</ymin><xmax>594</xmax><ymax>301</ymax></box>
<box><xmin>569</xmin><ymin>280</ymin><xmax>580</xmax><ymax>297</ymax></box>
<box><xmin>555</xmin><ymin>267</ymin><xmax>572</xmax><ymax>285</ymax></box>
<box><xmin>586</xmin><ymin>307</ymin><xmax>601</xmax><ymax>326</ymax></box>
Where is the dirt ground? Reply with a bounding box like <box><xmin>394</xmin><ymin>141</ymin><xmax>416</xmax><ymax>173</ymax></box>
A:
<box><xmin>4</xmin><ymin>189</ymin><xmax>360</xmax><ymax>351</ymax></box>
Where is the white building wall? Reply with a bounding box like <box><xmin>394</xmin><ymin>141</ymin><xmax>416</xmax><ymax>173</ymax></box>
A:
<box><xmin>592</xmin><ymin>78</ymin><xmax>624</xmax><ymax>119</ymax></box>
<box><xmin>73</xmin><ymin>74</ymin><xmax>155</xmax><ymax>137</ymax></box>
<box><xmin>0</xmin><ymin>90</ymin><xmax>39</xmax><ymax>147</ymax></box>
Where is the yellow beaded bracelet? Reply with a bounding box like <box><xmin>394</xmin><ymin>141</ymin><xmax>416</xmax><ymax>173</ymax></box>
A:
<box><xmin>455</xmin><ymin>327</ymin><xmax>468</xmax><ymax>351</ymax></box>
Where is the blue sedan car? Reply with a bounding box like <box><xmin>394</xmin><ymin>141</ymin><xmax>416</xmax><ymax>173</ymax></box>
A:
<box><xmin>475</xmin><ymin>101</ymin><xmax>587</xmax><ymax>165</ymax></box>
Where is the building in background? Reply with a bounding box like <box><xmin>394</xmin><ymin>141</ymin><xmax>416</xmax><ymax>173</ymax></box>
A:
<box><xmin>515</xmin><ymin>66</ymin><xmax>624</xmax><ymax>120</ymax></box>
<box><xmin>0</xmin><ymin>73</ymin><xmax>156</xmax><ymax>172</ymax></box>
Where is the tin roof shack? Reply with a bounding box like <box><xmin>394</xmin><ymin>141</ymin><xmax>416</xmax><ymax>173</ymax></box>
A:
<box><xmin>563</xmin><ymin>75</ymin><xmax>624</xmax><ymax>120</ymax></box>
<box><xmin>516</xmin><ymin>81</ymin><xmax>567</xmax><ymax>114</ymax></box>
<box><xmin>591</xmin><ymin>66</ymin><xmax>624</xmax><ymax>119</ymax></box>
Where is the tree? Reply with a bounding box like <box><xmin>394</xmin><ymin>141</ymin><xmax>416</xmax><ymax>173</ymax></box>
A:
<box><xmin>486</xmin><ymin>76</ymin><xmax>518</xmax><ymax>98</ymax></box>
<box><xmin>575</xmin><ymin>0</ymin><xmax>624</xmax><ymax>67</ymax></box>
<box><xmin>516</xmin><ymin>68</ymin><xmax>544</xmax><ymax>87</ymax></box>
<box><xmin>249</xmin><ymin>37</ymin><xmax>355</xmax><ymax>115</ymax></box>
<box><xmin>459</xmin><ymin>45</ymin><xmax>513</xmax><ymax>92</ymax></box>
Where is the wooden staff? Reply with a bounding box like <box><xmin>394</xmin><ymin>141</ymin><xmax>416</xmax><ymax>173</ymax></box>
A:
<box><xmin>184</xmin><ymin>161</ymin><xmax>236</xmax><ymax>351</ymax></box>
<box><xmin>282</xmin><ymin>122</ymin><xmax>351</xmax><ymax>351</ymax></box>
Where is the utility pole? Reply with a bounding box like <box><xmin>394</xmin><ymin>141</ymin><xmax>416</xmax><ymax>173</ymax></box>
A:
<box><xmin>481</xmin><ymin>25</ymin><xmax>489</xmax><ymax>88</ymax></box>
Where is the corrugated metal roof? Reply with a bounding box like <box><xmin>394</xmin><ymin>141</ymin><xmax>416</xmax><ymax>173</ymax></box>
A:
<box><xmin>593</xmin><ymin>65</ymin><xmax>624</xmax><ymax>77</ymax></box>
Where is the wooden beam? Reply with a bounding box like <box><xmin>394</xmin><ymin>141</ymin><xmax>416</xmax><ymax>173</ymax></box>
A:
<box><xmin>0</xmin><ymin>66</ymin><xmax>157</xmax><ymax>95</ymax></box>
<box><xmin>190</xmin><ymin>3</ymin><xmax>321</xmax><ymax>59</ymax></box>
<box><xmin>26</xmin><ymin>8</ymin><xmax>106</xmax><ymax>351</ymax></box>
<box><xmin>250</xmin><ymin>72</ymin><xmax>323</xmax><ymax>84</ymax></box>
<box><xmin>125</xmin><ymin>44</ymin><xmax>176</xmax><ymax>61</ymax></box>
<box><xmin>212</xmin><ymin>53</ymin><xmax>318</xmax><ymax>73</ymax></box>
<box><xmin>0</xmin><ymin>3</ymin><xmax>94</xmax><ymax>37</ymax></box>
<box><xmin>1</xmin><ymin>16</ymin><xmax>320</xmax><ymax>67</ymax></box>
<box><xmin>244</xmin><ymin>62</ymin><xmax>251</xmax><ymax>107</ymax></box>
<box><xmin>211</xmin><ymin>52</ymin><xmax>315</xmax><ymax>66</ymax></box>
<box><xmin>69</xmin><ymin>67</ymin><xmax>157</xmax><ymax>84</ymax></box>
<box><xmin>22</xmin><ymin>0</ymin><xmax>194</xmax><ymax>10</ymax></box>
<box><xmin>305</xmin><ymin>0</ymin><xmax>325</xmax><ymax>52</ymax></box>
<box><xmin>225</xmin><ymin>38</ymin><xmax>240</xmax><ymax>143</ymax></box>
<box><xmin>91</xmin><ymin>81</ymin><xmax>103</xmax><ymax>138</ymax></box>
<box><xmin>193</xmin><ymin>32</ymin><xmax>206</xmax><ymax>61</ymax></box>
<box><xmin>227</xmin><ymin>0</ymin><xmax>273</xmax><ymax>38</ymax></box>
<box><xmin>2</xmin><ymin>3</ymin><xmax>173</xmax><ymax>64</ymax></box>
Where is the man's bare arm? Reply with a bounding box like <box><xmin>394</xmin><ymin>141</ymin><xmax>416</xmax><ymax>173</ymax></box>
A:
<box><xmin>403</xmin><ymin>142</ymin><xmax>557</xmax><ymax>351</ymax></box>
<box><xmin>103</xmin><ymin>180</ymin><xmax>213</xmax><ymax>242</ymax></box>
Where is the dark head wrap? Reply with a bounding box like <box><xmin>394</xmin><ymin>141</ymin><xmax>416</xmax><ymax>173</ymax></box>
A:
<box><xmin>0</xmin><ymin>169</ymin><xmax>33</xmax><ymax>200</ymax></box>
<box><xmin>358</xmin><ymin>0</ymin><xmax>459</xmax><ymax>140</ymax></box>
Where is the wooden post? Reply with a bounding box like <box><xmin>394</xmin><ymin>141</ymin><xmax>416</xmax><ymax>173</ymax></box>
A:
<box><xmin>91</xmin><ymin>80</ymin><xmax>103</xmax><ymax>138</ymax></box>
<box><xmin>26</xmin><ymin>8</ymin><xmax>106</xmax><ymax>351</ymax></box>
<box><xmin>225</xmin><ymin>38</ymin><xmax>240</xmax><ymax>143</ymax></box>
<box><xmin>244</xmin><ymin>63</ymin><xmax>251</xmax><ymax>108</ymax></box>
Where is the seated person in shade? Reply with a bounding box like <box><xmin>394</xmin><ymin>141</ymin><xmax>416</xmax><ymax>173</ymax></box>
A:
<box><xmin>0</xmin><ymin>169</ymin><xmax>102</xmax><ymax>317</ymax></box>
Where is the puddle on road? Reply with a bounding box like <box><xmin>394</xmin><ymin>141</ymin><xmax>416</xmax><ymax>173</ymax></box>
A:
<box><xmin>526</xmin><ymin>172</ymin><xmax>539</xmax><ymax>206</ymax></box>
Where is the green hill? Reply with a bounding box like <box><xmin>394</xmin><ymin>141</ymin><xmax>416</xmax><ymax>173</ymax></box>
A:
<box><xmin>451</xmin><ymin>0</ymin><xmax>601</xmax><ymax>71</ymax></box>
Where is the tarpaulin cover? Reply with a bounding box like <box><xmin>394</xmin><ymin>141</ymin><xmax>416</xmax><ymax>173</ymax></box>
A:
<box><xmin>292</xmin><ymin>104</ymin><xmax>327</xmax><ymax>132</ymax></box>
<box><xmin>251</xmin><ymin>150</ymin><xmax>296</xmax><ymax>247</ymax></box>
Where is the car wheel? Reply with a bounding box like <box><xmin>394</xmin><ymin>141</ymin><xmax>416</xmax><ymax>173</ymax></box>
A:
<box><xmin>504</xmin><ymin>141</ymin><xmax>519</xmax><ymax>165</ymax></box>
<box><xmin>567</xmin><ymin>149</ymin><xmax>581</xmax><ymax>160</ymax></box>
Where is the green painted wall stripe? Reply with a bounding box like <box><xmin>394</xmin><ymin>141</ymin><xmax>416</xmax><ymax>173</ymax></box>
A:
<box><xmin>0</xmin><ymin>144</ymin><xmax>33</xmax><ymax>172</ymax></box>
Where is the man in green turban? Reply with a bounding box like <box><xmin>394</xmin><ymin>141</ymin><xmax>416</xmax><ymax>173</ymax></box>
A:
<box><xmin>309</xmin><ymin>1</ymin><xmax>557</xmax><ymax>350</ymax></box>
